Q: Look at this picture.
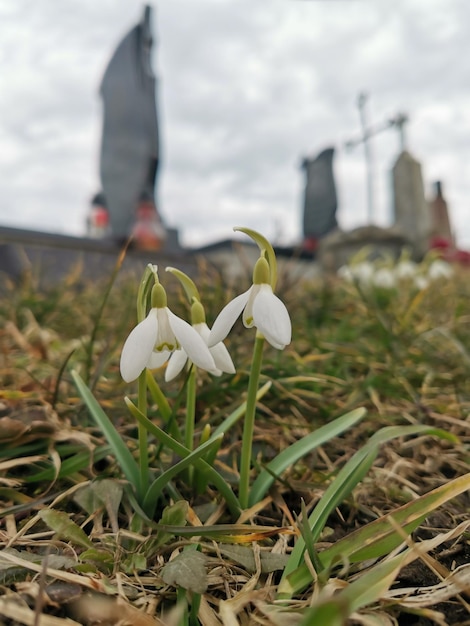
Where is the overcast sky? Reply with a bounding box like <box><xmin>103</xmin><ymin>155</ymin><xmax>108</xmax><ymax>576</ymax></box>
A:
<box><xmin>1</xmin><ymin>0</ymin><xmax>470</xmax><ymax>248</ymax></box>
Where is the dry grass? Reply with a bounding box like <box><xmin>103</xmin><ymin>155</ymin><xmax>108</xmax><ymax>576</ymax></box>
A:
<box><xmin>0</xmin><ymin>259</ymin><xmax>469</xmax><ymax>625</ymax></box>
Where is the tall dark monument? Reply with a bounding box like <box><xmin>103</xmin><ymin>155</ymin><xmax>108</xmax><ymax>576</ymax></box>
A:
<box><xmin>99</xmin><ymin>5</ymin><xmax>162</xmax><ymax>241</ymax></box>
<box><xmin>301</xmin><ymin>147</ymin><xmax>338</xmax><ymax>251</ymax></box>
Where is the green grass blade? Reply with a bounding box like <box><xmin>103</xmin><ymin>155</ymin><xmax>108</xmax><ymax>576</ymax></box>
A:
<box><xmin>145</xmin><ymin>369</ymin><xmax>172</xmax><ymax>422</ymax></box>
<box><xmin>300</xmin><ymin>551</ymin><xmax>408</xmax><ymax>624</ymax></box>
<box><xmin>319</xmin><ymin>471</ymin><xmax>470</xmax><ymax>568</ymax></box>
<box><xmin>248</xmin><ymin>407</ymin><xmax>367</xmax><ymax>506</ymax></box>
<box><xmin>71</xmin><ymin>370</ymin><xmax>141</xmax><ymax>495</ymax></box>
<box><xmin>125</xmin><ymin>397</ymin><xmax>241</xmax><ymax>515</ymax></box>
<box><xmin>24</xmin><ymin>445</ymin><xmax>112</xmax><ymax>482</ymax></box>
<box><xmin>279</xmin><ymin>423</ymin><xmax>458</xmax><ymax>597</ymax></box>
<box><xmin>211</xmin><ymin>381</ymin><xmax>272</xmax><ymax>440</ymax></box>
<box><xmin>143</xmin><ymin>435</ymin><xmax>223</xmax><ymax>514</ymax></box>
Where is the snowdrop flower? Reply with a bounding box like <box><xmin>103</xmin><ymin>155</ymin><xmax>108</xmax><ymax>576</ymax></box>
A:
<box><xmin>414</xmin><ymin>275</ymin><xmax>430</xmax><ymax>291</ymax></box>
<box><xmin>427</xmin><ymin>259</ymin><xmax>453</xmax><ymax>281</ymax></box>
<box><xmin>208</xmin><ymin>256</ymin><xmax>291</xmax><ymax>350</ymax></box>
<box><xmin>120</xmin><ymin>282</ymin><xmax>216</xmax><ymax>383</ymax></box>
<box><xmin>351</xmin><ymin>261</ymin><xmax>375</xmax><ymax>286</ymax></box>
<box><xmin>165</xmin><ymin>299</ymin><xmax>235</xmax><ymax>382</ymax></box>
<box><xmin>395</xmin><ymin>259</ymin><xmax>418</xmax><ymax>280</ymax></box>
<box><xmin>372</xmin><ymin>267</ymin><xmax>396</xmax><ymax>289</ymax></box>
<box><xmin>337</xmin><ymin>265</ymin><xmax>355</xmax><ymax>282</ymax></box>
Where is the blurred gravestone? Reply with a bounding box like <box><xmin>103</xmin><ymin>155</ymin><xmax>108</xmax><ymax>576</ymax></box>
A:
<box><xmin>0</xmin><ymin>244</ymin><xmax>30</xmax><ymax>283</ymax></box>
<box><xmin>392</xmin><ymin>150</ymin><xmax>430</xmax><ymax>258</ymax></box>
<box><xmin>99</xmin><ymin>5</ymin><xmax>162</xmax><ymax>242</ymax></box>
<box><xmin>301</xmin><ymin>147</ymin><xmax>338</xmax><ymax>251</ymax></box>
<box><xmin>428</xmin><ymin>181</ymin><xmax>454</xmax><ymax>248</ymax></box>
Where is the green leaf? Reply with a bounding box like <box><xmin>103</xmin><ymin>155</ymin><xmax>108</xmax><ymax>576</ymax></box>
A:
<box><xmin>218</xmin><ymin>544</ymin><xmax>289</xmax><ymax>574</ymax></box>
<box><xmin>125</xmin><ymin>397</ymin><xmax>241</xmax><ymax>515</ymax></box>
<box><xmin>72</xmin><ymin>371</ymin><xmax>141</xmax><ymax>495</ymax></box>
<box><xmin>147</xmin><ymin>501</ymin><xmax>189</xmax><ymax>551</ymax></box>
<box><xmin>165</xmin><ymin>267</ymin><xmax>201</xmax><ymax>303</ymax></box>
<box><xmin>211</xmin><ymin>381</ymin><xmax>272</xmax><ymax>440</ymax></box>
<box><xmin>24</xmin><ymin>445</ymin><xmax>112</xmax><ymax>483</ymax></box>
<box><xmin>142</xmin><ymin>436</ymin><xmax>223</xmax><ymax>514</ymax></box>
<box><xmin>38</xmin><ymin>509</ymin><xmax>93</xmax><ymax>549</ymax></box>
<box><xmin>161</xmin><ymin>550</ymin><xmax>208</xmax><ymax>594</ymax></box>
<box><xmin>283</xmin><ymin>471</ymin><xmax>470</xmax><ymax>600</ymax></box>
<box><xmin>300</xmin><ymin>552</ymin><xmax>408</xmax><ymax>625</ymax></box>
<box><xmin>249</xmin><ymin>407</ymin><xmax>367</xmax><ymax>506</ymax></box>
<box><xmin>279</xmin><ymin>424</ymin><xmax>459</xmax><ymax>597</ymax></box>
<box><xmin>137</xmin><ymin>263</ymin><xmax>158</xmax><ymax>322</ymax></box>
<box><xmin>320</xmin><ymin>471</ymin><xmax>470</xmax><ymax>568</ymax></box>
<box><xmin>74</xmin><ymin>479</ymin><xmax>123</xmax><ymax>515</ymax></box>
<box><xmin>145</xmin><ymin>370</ymin><xmax>172</xmax><ymax>423</ymax></box>
<box><xmin>234</xmin><ymin>226</ymin><xmax>278</xmax><ymax>289</ymax></box>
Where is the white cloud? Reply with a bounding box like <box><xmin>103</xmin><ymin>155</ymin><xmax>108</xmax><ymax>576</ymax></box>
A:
<box><xmin>1</xmin><ymin>0</ymin><xmax>470</xmax><ymax>247</ymax></box>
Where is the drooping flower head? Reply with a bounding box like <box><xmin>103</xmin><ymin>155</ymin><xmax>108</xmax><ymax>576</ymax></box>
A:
<box><xmin>120</xmin><ymin>266</ymin><xmax>216</xmax><ymax>382</ymax></box>
<box><xmin>164</xmin><ymin>267</ymin><xmax>235</xmax><ymax>381</ymax></box>
<box><xmin>208</xmin><ymin>228</ymin><xmax>292</xmax><ymax>350</ymax></box>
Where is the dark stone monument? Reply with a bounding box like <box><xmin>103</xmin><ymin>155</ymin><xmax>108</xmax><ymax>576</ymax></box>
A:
<box><xmin>99</xmin><ymin>5</ymin><xmax>162</xmax><ymax>241</ymax></box>
<box><xmin>301</xmin><ymin>147</ymin><xmax>338</xmax><ymax>251</ymax></box>
<box><xmin>429</xmin><ymin>181</ymin><xmax>454</xmax><ymax>248</ymax></box>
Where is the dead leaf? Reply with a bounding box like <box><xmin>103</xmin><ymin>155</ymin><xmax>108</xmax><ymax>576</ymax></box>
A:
<box><xmin>161</xmin><ymin>550</ymin><xmax>208</xmax><ymax>594</ymax></box>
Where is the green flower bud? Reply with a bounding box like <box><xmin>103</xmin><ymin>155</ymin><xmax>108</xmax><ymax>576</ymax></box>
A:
<box><xmin>151</xmin><ymin>283</ymin><xmax>167</xmax><ymax>309</ymax></box>
<box><xmin>253</xmin><ymin>256</ymin><xmax>270</xmax><ymax>285</ymax></box>
<box><xmin>191</xmin><ymin>299</ymin><xmax>206</xmax><ymax>325</ymax></box>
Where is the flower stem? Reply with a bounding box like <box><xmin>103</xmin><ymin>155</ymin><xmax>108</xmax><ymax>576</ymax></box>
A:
<box><xmin>239</xmin><ymin>334</ymin><xmax>265</xmax><ymax>510</ymax></box>
<box><xmin>137</xmin><ymin>370</ymin><xmax>149</xmax><ymax>498</ymax></box>
<box><xmin>185</xmin><ymin>365</ymin><xmax>196</xmax><ymax>484</ymax></box>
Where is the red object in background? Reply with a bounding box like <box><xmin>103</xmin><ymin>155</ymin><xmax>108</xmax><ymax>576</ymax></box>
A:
<box><xmin>88</xmin><ymin>197</ymin><xmax>110</xmax><ymax>239</ymax></box>
<box><xmin>132</xmin><ymin>198</ymin><xmax>166</xmax><ymax>250</ymax></box>
<box><xmin>429</xmin><ymin>236</ymin><xmax>470</xmax><ymax>265</ymax></box>
<box><xmin>302</xmin><ymin>237</ymin><xmax>318</xmax><ymax>252</ymax></box>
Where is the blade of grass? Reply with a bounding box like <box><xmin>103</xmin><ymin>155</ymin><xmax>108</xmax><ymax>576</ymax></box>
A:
<box><xmin>279</xmin><ymin>424</ymin><xmax>459</xmax><ymax>597</ymax></box>
<box><xmin>248</xmin><ymin>407</ymin><xmax>367</xmax><ymax>506</ymax></box>
<box><xmin>71</xmin><ymin>370</ymin><xmax>142</xmax><ymax>498</ymax></box>
<box><xmin>125</xmin><ymin>397</ymin><xmax>241</xmax><ymax>516</ymax></box>
<box><xmin>142</xmin><ymin>435</ymin><xmax>223</xmax><ymax>515</ymax></box>
<box><xmin>319</xmin><ymin>470</ymin><xmax>470</xmax><ymax>568</ymax></box>
<box><xmin>210</xmin><ymin>381</ymin><xmax>272</xmax><ymax>440</ymax></box>
<box><xmin>300</xmin><ymin>551</ymin><xmax>410</xmax><ymax>625</ymax></box>
<box><xmin>23</xmin><ymin>445</ymin><xmax>112</xmax><ymax>483</ymax></box>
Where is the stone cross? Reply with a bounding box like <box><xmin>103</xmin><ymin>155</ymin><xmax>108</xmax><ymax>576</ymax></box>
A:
<box><xmin>345</xmin><ymin>92</ymin><xmax>409</xmax><ymax>223</ymax></box>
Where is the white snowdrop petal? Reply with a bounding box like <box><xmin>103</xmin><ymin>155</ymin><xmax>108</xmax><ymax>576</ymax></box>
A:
<box><xmin>155</xmin><ymin>308</ymin><xmax>177</xmax><ymax>351</ymax></box>
<box><xmin>147</xmin><ymin>349</ymin><xmax>171</xmax><ymax>370</ymax></box>
<box><xmin>165</xmin><ymin>349</ymin><xmax>188</xmax><ymax>382</ymax></box>
<box><xmin>195</xmin><ymin>322</ymin><xmax>235</xmax><ymax>375</ymax></box>
<box><xmin>242</xmin><ymin>285</ymin><xmax>260</xmax><ymax>328</ymax></box>
<box><xmin>167</xmin><ymin>309</ymin><xmax>216</xmax><ymax>371</ymax></box>
<box><xmin>120</xmin><ymin>310</ymin><xmax>158</xmax><ymax>382</ymax></box>
<box><xmin>210</xmin><ymin>341</ymin><xmax>236</xmax><ymax>374</ymax></box>
<box><xmin>208</xmin><ymin>289</ymin><xmax>251</xmax><ymax>346</ymax></box>
<box><xmin>194</xmin><ymin>322</ymin><xmax>211</xmax><ymax>342</ymax></box>
<box><xmin>252</xmin><ymin>285</ymin><xmax>291</xmax><ymax>349</ymax></box>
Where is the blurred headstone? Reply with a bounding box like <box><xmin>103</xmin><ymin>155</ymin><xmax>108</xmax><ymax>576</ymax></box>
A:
<box><xmin>392</xmin><ymin>150</ymin><xmax>430</xmax><ymax>258</ymax></box>
<box><xmin>99</xmin><ymin>5</ymin><xmax>165</xmax><ymax>245</ymax></box>
<box><xmin>318</xmin><ymin>225</ymin><xmax>410</xmax><ymax>273</ymax></box>
<box><xmin>0</xmin><ymin>244</ymin><xmax>31</xmax><ymax>283</ymax></box>
<box><xmin>428</xmin><ymin>181</ymin><xmax>454</xmax><ymax>249</ymax></box>
<box><xmin>301</xmin><ymin>147</ymin><xmax>338</xmax><ymax>252</ymax></box>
